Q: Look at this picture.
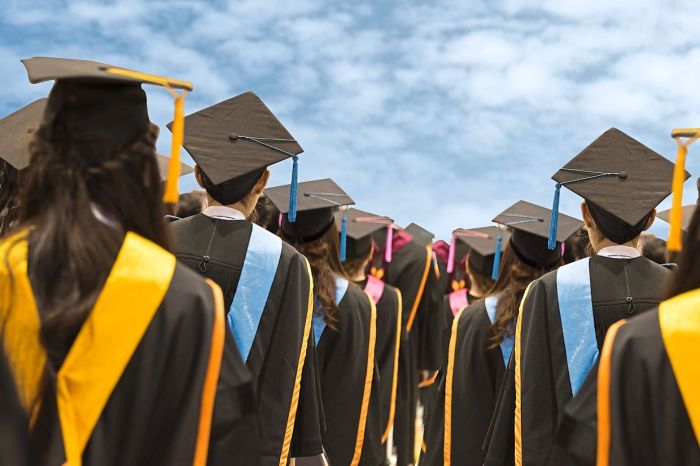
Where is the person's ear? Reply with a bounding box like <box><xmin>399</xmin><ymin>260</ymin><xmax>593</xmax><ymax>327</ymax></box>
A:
<box><xmin>581</xmin><ymin>202</ymin><xmax>595</xmax><ymax>230</ymax></box>
<box><xmin>194</xmin><ymin>165</ymin><xmax>205</xmax><ymax>189</ymax></box>
<box><xmin>253</xmin><ymin>170</ymin><xmax>271</xmax><ymax>195</ymax></box>
<box><xmin>643</xmin><ymin>209</ymin><xmax>656</xmax><ymax>231</ymax></box>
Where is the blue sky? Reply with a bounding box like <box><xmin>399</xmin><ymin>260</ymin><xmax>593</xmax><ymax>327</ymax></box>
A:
<box><xmin>2</xmin><ymin>0</ymin><xmax>700</xmax><ymax>240</ymax></box>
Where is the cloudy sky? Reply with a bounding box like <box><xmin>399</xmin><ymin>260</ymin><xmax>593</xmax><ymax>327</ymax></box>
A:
<box><xmin>2</xmin><ymin>0</ymin><xmax>700</xmax><ymax>239</ymax></box>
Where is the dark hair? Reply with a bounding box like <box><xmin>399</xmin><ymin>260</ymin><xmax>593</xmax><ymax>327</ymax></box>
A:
<box><xmin>177</xmin><ymin>191</ymin><xmax>206</xmax><ymax>219</ymax></box>
<box><xmin>666</xmin><ymin>203</ymin><xmax>700</xmax><ymax>298</ymax></box>
<box><xmin>467</xmin><ymin>266</ymin><xmax>495</xmax><ymax>296</ymax></box>
<box><xmin>563</xmin><ymin>228</ymin><xmax>590</xmax><ymax>264</ymax></box>
<box><xmin>488</xmin><ymin>243</ymin><xmax>560</xmax><ymax>347</ymax></box>
<box><xmin>285</xmin><ymin>223</ymin><xmax>346</xmax><ymax>329</ymax></box>
<box><xmin>0</xmin><ymin>160</ymin><xmax>20</xmax><ymax>237</ymax></box>
<box><xmin>341</xmin><ymin>244</ymin><xmax>374</xmax><ymax>278</ymax></box>
<box><xmin>640</xmin><ymin>235</ymin><xmax>667</xmax><ymax>265</ymax></box>
<box><xmin>16</xmin><ymin>119</ymin><xmax>170</xmax><ymax>453</ymax></box>
<box><xmin>254</xmin><ymin>194</ymin><xmax>280</xmax><ymax>234</ymax></box>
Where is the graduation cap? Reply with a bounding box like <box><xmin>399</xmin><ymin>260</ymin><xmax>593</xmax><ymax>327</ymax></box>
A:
<box><xmin>666</xmin><ymin>128</ymin><xmax>700</xmax><ymax>251</ymax></box>
<box><xmin>548</xmin><ymin>128</ymin><xmax>685</xmax><ymax>248</ymax></box>
<box><xmin>173</xmin><ymin>92</ymin><xmax>303</xmax><ymax>219</ymax></box>
<box><xmin>21</xmin><ymin>56</ymin><xmax>192</xmax><ymax>203</ymax></box>
<box><xmin>0</xmin><ymin>98</ymin><xmax>47</xmax><ymax>170</ymax></box>
<box><xmin>156</xmin><ymin>155</ymin><xmax>193</xmax><ymax>181</ymax></box>
<box><xmin>266</xmin><ymin>178</ymin><xmax>354</xmax><ymax>258</ymax></box>
<box><xmin>493</xmin><ymin>200</ymin><xmax>582</xmax><ymax>275</ymax></box>
<box><xmin>335</xmin><ymin>208</ymin><xmax>395</xmax><ymax>261</ymax></box>
<box><xmin>658</xmin><ymin>204</ymin><xmax>697</xmax><ymax>233</ymax></box>
<box><xmin>449</xmin><ymin>226</ymin><xmax>510</xmax><ymax>279</ymax></box>
<box><xmin>404</xmin><ymin>223</ymin><xmax>435</xmax><ymax>246</ymax></box>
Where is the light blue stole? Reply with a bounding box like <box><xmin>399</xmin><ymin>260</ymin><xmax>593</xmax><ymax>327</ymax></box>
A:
<box><xmin>312</xmin><ymin>276</ymin><xmax>349</xmax><ymax>346</ymax></box>
<box><xmin>555</xmin><ymin>257</ymin><xmax>598</xmax><ymax>395</ymax></box>
<box><xmin>484</xmin><ymin>295</ymin><xmax>514</xmax><ymax>366</ymax></box>
<box><xmin>227</xmin><ymin>224</ymin><xmax>283</xmax><ymax>362</ymax></box>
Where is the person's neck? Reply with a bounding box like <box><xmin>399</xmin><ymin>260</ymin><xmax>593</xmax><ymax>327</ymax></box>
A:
<box><xmin>207</xmin><ymin>197</ymin><xmax>253</xmax><ymax>219</ymax></box>
<box><xmin>469</xmin><ymin>284</ymin><xmax>487</xmax><ymax>299</ymax></box>
<box><xmin>348</xmin><ymin>269</ymin><xmax>367</xmax><ymax>283</ymax></box>
<box><xmin>593</xmin><ymin>236</ymin><xmax>638</xmax><ymax>253</ymax></box>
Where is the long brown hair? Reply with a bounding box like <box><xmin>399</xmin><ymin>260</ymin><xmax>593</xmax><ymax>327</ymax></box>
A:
<box><xmin>0</xmin><ymin>160</ymin><xmax>20</xmax><ymax>236</ymax></box>
<box><xmin>666</xmin><ymin>202</ymin><xmax>700</xmax><ymax>298</ymax></box>
<box><xmin>285</xmin><ymin>222</ymin><xmax>346</xmax><ymax>328</ymax></box>
<box><xmin>15</xmin><ymin>119</ymin><xmax>170</xmax><ymax>453</ymax></box>
<box><xmin>488</xmin><ymin>243</ymin><xmax>560</xmax><ymax>347</ymax></box>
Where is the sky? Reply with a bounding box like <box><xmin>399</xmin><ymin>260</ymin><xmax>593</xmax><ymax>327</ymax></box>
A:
<box><xmin>2</xmin><ymin>0</ymin><xmax>700</xmax><ymax>240</ymax></box>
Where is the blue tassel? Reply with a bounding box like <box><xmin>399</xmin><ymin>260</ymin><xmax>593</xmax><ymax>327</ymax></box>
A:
<box><xmin>491</xmin><ymin>233</ymin><xmax>503</xmax><ymax>280</ymax></box>
<box><xmin>288</xmin><ymin>155</ymin><xmax>299</xmax><ymax>222</ymax></box>
<box><xmin>339</xmin><ymin>210</ymin><xmax>347</xmax><ymax>261</ymax></box>
<box><xmin>548</xmin><ymin>183</ymin><xmax>561</xmax><ymax>250</ymax></box>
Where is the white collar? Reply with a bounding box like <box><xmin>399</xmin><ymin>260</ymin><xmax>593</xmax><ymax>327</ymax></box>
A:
<box><xmin>202</xmin><ymin>205</ymin><xmax>246</xmax><ymax>221</ymax></box>
<box><xmin>597</xmin><ymin>245</ymin><xmax>641</xmax><ymax>259</ymax></box>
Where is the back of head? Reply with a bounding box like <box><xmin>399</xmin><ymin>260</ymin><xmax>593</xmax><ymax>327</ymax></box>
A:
<box><xmin>254</xmin><ymin>194</ymin><xmax>280</xmax><ymax>234</ymax></box>
<box><xmin>177</xmin><ymin>191</ymin><xmax>206</xmax><ymax>219</ymax></box>
<box><xmin>0</xmin><ymin>160</ymin><xmax>20</xmax><ymax>236</ymax></box>
<box><xmin>639</xmin><ymin>234</ymin><xmax>667</xmax><ymax>265</ymax></box>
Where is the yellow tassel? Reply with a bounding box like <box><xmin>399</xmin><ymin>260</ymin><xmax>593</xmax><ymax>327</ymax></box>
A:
<box><xmin>163</xmin><ymin>92</ymin><xmax>186</xmax><ymax>204</ymax></box>
<box><xmin>668</xmin><ymin>142</ymin><xmax>688</xmax><ymax>251</ymax></box>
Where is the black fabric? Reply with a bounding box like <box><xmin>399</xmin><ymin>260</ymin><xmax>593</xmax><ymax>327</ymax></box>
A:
<box><xmin>421</xmin><ymin>299</ymin><xmax>507</xmax><ymax>466</ymax></box>
<box><xmin>483</xmin><ymin>255</ymin><xmax>671</xmax><ymax>466</ymax></box>
<box><xmin>0</xmin><ymin>349</ymin><xmax>30</xmax><ymax>466</ymax></box>
<box><xmin>41</xmin><ymin>80</ymin><xmax>149</xmax><ymax>150</ymax></box>
<box><xmin>587</xmin><ymin>200</ymin><xmax>650</xmax><ymax>244</ymax></box>
<box><xmin>509</xmin><ymin>229</ymin><xmax>562</xmax><ymax>268</ymax></box>
<box><xmin>556</xmin><ymin>309</ymin><xmax>700</xmax><ymax>466</ymax></box>
<box><xmin>171</xmin><ymin>215</ymin><xmax>324</xmax><ymax>464</ymax></box>
<box><xmin>280</xmin><ymin>209</ymin><xmax>335</xmax><ymax>243</ymax></box>
<box><xmin>469</xmin><ymin>250</ymin><xmax>496</xmax><ymax>276</ymax></box>
<box><xmin>316</xmin><ymin>282</ymin><xmax>383</xmax><ymax>466</ymax></box>
<box><xmin>346</xmin><ymin>236</ymin><xmax>373</xmax><ymax>260</ymax></box>
<box><xmin>201</xmin><ymin>168</ymin><xmax>265</xmax><ymax>206</ymax></box>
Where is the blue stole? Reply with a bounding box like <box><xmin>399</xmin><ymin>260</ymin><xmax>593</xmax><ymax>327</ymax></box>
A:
<box><xmin>484</xmin><ymin>295</ymin><xmax>514</xmax><ymax>366</ymax></box>
<box><xmin>556</xmin><ymin>257</ymin><xmax>598</xmax><ymax>395</ymax></box>
<box><xmin>312</xmin><ymin>276</ymin><xmax>349</xmax><ymax>346</ymax></box>
<box><xmin>227</xmin><ymin>224</ymin><xmax>283</xmax><ymax>362</ymax></box>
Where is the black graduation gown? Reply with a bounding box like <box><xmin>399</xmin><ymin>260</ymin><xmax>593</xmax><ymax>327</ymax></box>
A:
<box><xmin>315</xmin><ymin>282</ymin><xmax>382</xmax><ymax>466</ymax></box>
<box><xmin>358</xmin><ymin>278</ymin><xmax>402</xmax><ymax>449</ymax></box>
<box><xmin>0</xmin><ymin>349</ymin><xmax>30</xmax><ymax>466</ymax></box>
<box><xmin>2</xmin><ymin>232</ymin><xmax>258</xmax><ymax>465</ymax></box>
<box><xmin>483</xmin><ymin>255</ymin><xmax>670</xmax><ymax>466</ymax></box>
<box><xmin>171</xmin><ymin>214</ymin><xmax>323</xmax><ymax>464</ymax></box>
<box><xmin>382</xmin><ymin>240</ymin><xmax>441</xmax><ymax>466</ymax></box>
<box><xmin>421</xmin><ymin>298</ymin><xmax>507</xmax><ymax>466</ymax></box>
<box><xmin>556</xmin><ymin>308</ymin><xmax>700</xmax><ymax>466</ymax></box>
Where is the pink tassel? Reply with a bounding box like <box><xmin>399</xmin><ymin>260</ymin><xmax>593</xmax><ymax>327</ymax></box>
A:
<box><xmin>385</xmin><ymin>224</ymin><xmax>394</xmax><ymax>263</ymax></box>
<box><xmin>446</xmin><ymin>235</ymin><xmax>456</xmax><ymax>274</ymax></box>
<box><xmin>278</xmin><ymin>212</ymin><xmax>283</xmax><ymax>227</ymax></box>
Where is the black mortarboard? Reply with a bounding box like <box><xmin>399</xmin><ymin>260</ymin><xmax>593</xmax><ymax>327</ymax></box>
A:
<box><xmin>548</xmin><ymin>128</ymin><xmax>685</xmax><ymax>247</ymax></box>
<box><xmin>404</xmin><ymin>223</ymin><xmax>435</xmax><ymax>246</ymax></box>
<box><xmin>156</xmin><ymin>155</ymin><xmax>193</xmax><ymax>181</ymax></box>
<box><xmin>266</xmin><ymin>179</ymin><xmax>354</xmax><ymax>256</ymax></box>
<box><xmin>21</xmin><ymin>56</ymin><xmax>192</xmax><ymax>203</ymax></box>
<box><xmin>173</xmin><ymin>92</ymin><xmax>303</xmax><ymax>215</ymax></box>
<box><xmin>336</xmin><ymin>208</ymin><xmax>394</xmax><ymax>260</ymax></box>
<box><xmin>658</xmin><ymin>205</ymin><xmax>697</xmax><ymax>233</ymax></box>
<box><xmin>452</xmin><ymin>226</ymin><xmax>510</xmax><ymax>278</ymax></box>
<box><xmin>494</xmin><ymin>200</ymin><xmax>582</xmax><ymax>272</ymax></box>
<box><xmin>0</xmin><ymin>98</ymin><xmax>47</xmax><ymax>170</ymax></box>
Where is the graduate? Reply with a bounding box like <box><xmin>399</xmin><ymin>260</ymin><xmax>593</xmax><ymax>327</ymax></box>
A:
<box><xmin>267</xmin><ymin>179</ymin><xmax>382</xmax><ymax>466</ymax></box>
<box><xmin>422</xmin><ymin>204</ymin><xmax>581</xmax><ymax>466</ymax></box>
<box><xmin>484</xmin><ymin>128</ymin><xmax>681</xmax><ymax>466</ymax></box>
<box><xmin>169</xmin><ymin>92</ymin><xmax>323</xmax><ymax>465</ymax></box>
<box><xmin>339</xmin><ymin>207</ymin><xmax>403</xmax><ymax>459</ymax></box>
<box><xmin>370</xmin><ymin>219</ymin><xmax>442</xmax><ymax>466</ymax></box>
<box><xmin>0</xmin><ymin>98</ymin><xmax>47</xmax><ymax>236</ymax></box>
<box><xmin>1</xmin><ymin>56</ymin><xmax>257</xmax><ymax>465</ymax></box>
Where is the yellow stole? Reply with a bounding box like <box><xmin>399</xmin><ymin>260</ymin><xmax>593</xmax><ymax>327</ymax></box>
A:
<box><xmin>659</xmin><ymin>288</ymin><xmax>700</xmax><ymax>444</ymax></box>
<box><xmin>1</xmin><ymin>231</ymin><xmax>177</xmax><ymax>466</ymax></box>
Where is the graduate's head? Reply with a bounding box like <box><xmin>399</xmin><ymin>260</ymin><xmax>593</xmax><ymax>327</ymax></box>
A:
<box><xmin>563</xmin><ymin>227</ymin><xmax>591</xmax><ymax>264</ymax></box>
<box><xmin>176</xmin><ymin>92</ymin><xmax>303</xmax><ymax>219</ymax></box>
<box><xmin>339</xmin><ymin>208</ymin><xmax>393</xmax><ymax>280</ymax></box>
<box><xmin>450</xmin><ymin>226</ymin><xmax>505</xmax><ymax>297</ymax></box>
<box><xmin>176</xmin><ymin>190</ymin><xmax>207</xmax><ymax>219</ymax></box>
<box><xmin>550</xmin><ymin>128</ymin><xmax>684</xmax><ymax>252</ymax></box>
<box><xmin>253</xmin><ymin>194</ymin><xmax>281</xmax><ymax>234</ymax></box>
<box><xmin>666</xmin><ymin>198</ymin><xmax>700</xmax><ymax>298</ymax></box>
<box><xmin>0</xmin><ymin>160</ymin><xmax>20</xmax><ymax>236</ymax></box>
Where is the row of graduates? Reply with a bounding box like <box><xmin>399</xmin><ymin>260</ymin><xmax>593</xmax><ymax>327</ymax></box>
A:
<box><xmin>0</xmin><ymin>57</ymin><xmax>445</xmax><ymax>466</ymax></box>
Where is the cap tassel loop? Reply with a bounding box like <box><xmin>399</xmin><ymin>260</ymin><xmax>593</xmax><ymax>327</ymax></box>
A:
<box><xmin>491</xmin><ymin>232</ymin><xmax>503</xmax><ymax>280</ymax></box>
<box><xmin>548</xmin><ymin>183</ymin><xmax>561</xmax><ymax>250</ymax></box>
<box><xmin>446</xmin><ymin>235</ymin><xmax>457</xmax><ymax>274</ymax></box>
<box><xmin>163</xmin><ymin>89</ymin><xmax>188</xmax><ymax>204</ymax></box>
<box><xmin>668</xmin><ymin>129</ymin><xmax>700</xmax><ymax>251</ymax></box>
<box><xmin>339</xmin><ymin>209</ymin><xmax>348</xmax><ymax>261</ymax></box>
<box><xmin>288</xmin><ymin>155</ymin><xmax>299</xmax><ymax>222</ymax></box>
<box><xmin>385</xmin><ymin>224</ymin><xmax>394</xmax><ymax>263</ymax></box>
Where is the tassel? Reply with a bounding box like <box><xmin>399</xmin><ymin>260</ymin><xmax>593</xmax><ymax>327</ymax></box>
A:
<box><xmin>668</xmin><ymin>144</ymin><xmax>688</xmax><ymax>251</ymax></box>
<box><xmin>491</xmin><ymin>233</ymin><xmax>503</xmax><ymax>280</ymax></box>
<box><xmin>163</xmin><ymin>93</ymin><xmax>185</xmax><ymax>204</ymax></box>
<box><xmin>278</xmin><ymin>212</ymin><xmax>283</xmax><ymax>227</ymax></box>
<box><xmin>385</xmin><ymin>224</ymin><xmax>394</xmax><ymax>263</ymax></box>
<box><xmin>288</xmin><ymin>155</ymin><xmax>299</xmax><ymax>222</ymax></box>
<box><xmin>446</xmin><ymin>235</ymin><xmax>456</xmax><ymax>274</ymax></box>
<box><xmin>547</xmin><ymin>183</ymin><xmax>561</xmax><ymax>250</ymax></box>
<box><xmin>339</xmin><ymin>210</ymin><xmax>347</xmax><ymax>261</ymax></box>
